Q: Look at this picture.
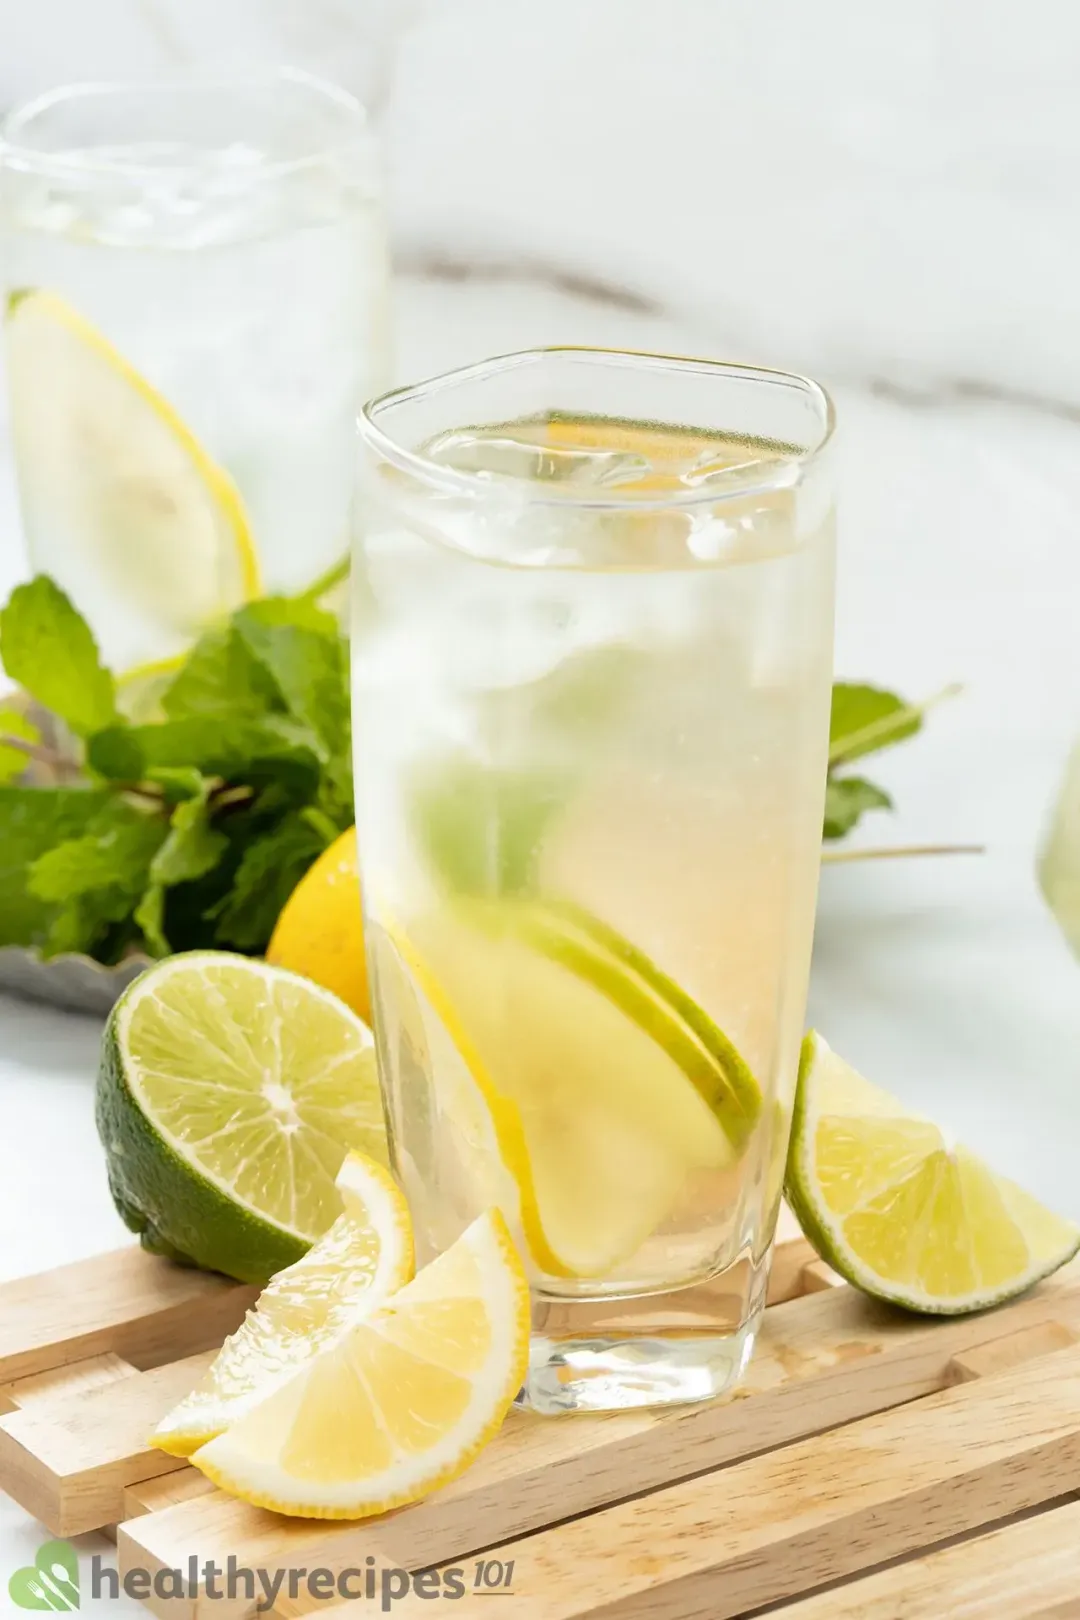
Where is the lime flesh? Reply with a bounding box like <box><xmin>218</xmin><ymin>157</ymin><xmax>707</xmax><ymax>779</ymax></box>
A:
<box><xmin>785</xmin><ymin>1031</ymin><xmax>1080</xmax><ymax>1314</ymax></box>
<box><xmin>97</xmin><ymin>952</ymin><xmax>387</xmax><ymax>1284</ymax></box>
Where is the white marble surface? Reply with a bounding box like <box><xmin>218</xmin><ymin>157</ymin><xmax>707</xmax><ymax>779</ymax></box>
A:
<box><xmin>2</xmin><ymin>2</ymin><xmax>1080</xmax><ymax>1604</ymax></box>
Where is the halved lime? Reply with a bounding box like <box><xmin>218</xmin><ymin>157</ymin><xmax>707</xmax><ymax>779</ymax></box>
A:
<box><xmin>6</xmin><ymin>290</ymin><xmax>261</xmax><ymax>668</ymax></box>
<box><xmin>786</xmin><ymin>1031</ymin><xmax>1080</xmax><ymax>1313</ymax></box>
<box><xmin>96</xmin><ymin>952</ymin><xmax>388</xmax><ymax>1284</ymax></box>
<box><xmin>381</xmin><ymin>901</ymin><xmax>760</xmax><ymax>1279</ymax></box>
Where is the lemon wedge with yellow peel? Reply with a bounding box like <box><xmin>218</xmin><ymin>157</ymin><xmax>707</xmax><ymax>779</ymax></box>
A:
<box><xmin>376</xmin><ymin>902</ymin><xmax>756</xmax><ymax>1281</ymax></box>
<box><xmin>786</xmin><ymin>1032</ymin><xmax>1080</xmax><ymax>1314</ymax></box>
<box><xmin>373</xmin><ymin>923</ymin><xmax>560</xmax><ymax>1275</ymax></box>
<box><xmin>151</xmin><ymin>1151</ymin><xmax>413</xmax><ymax>1458</ymax></box>
<box><xmin>6</xmin><ymin>289</ymin><xmax>261</xmax><ymax>668</ymax></box>
<box><xmin>190</xmin><ymin>1209</ymin><xmax>529</xmax><ymax>1520</ymax></box>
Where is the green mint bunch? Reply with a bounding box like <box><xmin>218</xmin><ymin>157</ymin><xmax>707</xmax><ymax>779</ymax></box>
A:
<box><xmin>0</xmin><ymin>577</ymin><xmax>353</xmax><ymax>963</ymax></box>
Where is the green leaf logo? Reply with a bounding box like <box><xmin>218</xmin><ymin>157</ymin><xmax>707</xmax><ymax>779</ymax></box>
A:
<box><xmin>8</xmin><ymin>1540</ymin><xmax>80</xmax><ymax>1610</ymax></box>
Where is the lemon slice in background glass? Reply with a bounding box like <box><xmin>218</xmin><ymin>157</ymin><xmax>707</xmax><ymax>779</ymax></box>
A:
<box><xmin>96</xmin><ymin>952</ymin><xmax>388</xmax><ymax>1285</ymax></box>
<box><xmin>5</xmin><ymin>290</ymin><xmax>261</xmax><ymax>669</ymax></box>
<box><xmin>191</xmin><ymin>1208</ymin><xmax>529</xmax><ymax>1521</ymax></box>
<box><xmin>151</xmin><ymin>1150</ymin><xmax>413</xmax><ymax>1457</ymax></box>
<box><xmin>786</xmin><ymin>1031</ymin><xmax>1080</xmax><ymax>1314</ymax></box>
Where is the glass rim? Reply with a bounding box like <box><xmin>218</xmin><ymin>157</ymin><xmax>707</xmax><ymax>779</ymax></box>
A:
<box><xmin>0</xmin><ymin>67</ymin><xmax>371</xmax><ymax>184</ymax></box>
<box><xmin>359</xmin><ymin>347</ymin><xmax>835</xmax><ymax>512</ymax></box>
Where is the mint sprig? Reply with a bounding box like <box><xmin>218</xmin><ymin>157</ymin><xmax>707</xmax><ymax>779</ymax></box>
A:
<box><xmin>825</xmin><ymin>681</ymin><xmax>963</xmax><ymax>845</ymax></box>
<box><xmin>0</xmin><ymin>576</ymin><xmax>352</xmax><ymax>963</ymax></box>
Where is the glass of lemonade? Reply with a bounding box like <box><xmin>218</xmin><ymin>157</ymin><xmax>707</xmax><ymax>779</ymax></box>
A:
<box><xmin>353</xmin><ymin>348</ymin><xmax>835</xmax><ymax>1413</ymax></box>
<box><xmin>0</xmin><ymin>71</ymin><xmax>387</xmax><ymax>673</ymax></box>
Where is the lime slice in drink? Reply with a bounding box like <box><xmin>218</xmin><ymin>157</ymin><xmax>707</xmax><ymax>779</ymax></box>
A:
<box><xmin>382</xmin><ymin>902</ymin><xmax>760</xmax><ymax>1279</ymax></box>
<box><xmin>6</xmin><ymin>290</ymin><xmax>261</xmax><ymax>665</ymax></box>
<box><xmin>96</xmin><ymin>952</ymin><xmax>388</xmax><ymax>1285</ymax></box>
<box><xmin>786</xmin><ymin>1031</ymin><xmax>1080</xmax><ymax>1313</ymax></box>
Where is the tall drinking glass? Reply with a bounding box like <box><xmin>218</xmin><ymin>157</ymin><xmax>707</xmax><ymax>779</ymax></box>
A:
<box><xmin>0</xmin><ymin>71</ymin><xmax>388</xmax><ymax>673</ymax></box>
<box><xmin>353</xmin><ymin>349</ymin><xmax>835</xmax><ymax>1413</ymax></box>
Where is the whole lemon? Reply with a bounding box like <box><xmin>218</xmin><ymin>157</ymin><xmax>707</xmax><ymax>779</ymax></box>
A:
<box><xmin>266</xmin><ymin>826</ymin><xmax>370</xmax><ymax>1021</ymax></box>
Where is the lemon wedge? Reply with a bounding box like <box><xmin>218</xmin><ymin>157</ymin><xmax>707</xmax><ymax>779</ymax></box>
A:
<box><xmin>150</xmin><ymin>1152</ymin><xmax>413</xmax><ymax>1458</ymax></box>
<box><xmin>786</xmin><ymin>1032</ymin><xmax>1080</xmax><ymax>1313</ymax></box>
<box><xmin>191</xmin><ymin>1209</ymin><xmax>529</xmax><ymax>1519</ymax></box>
<box><xmin>6</xmin><ymin>289</ymin><xmax>260</xmax><ymax>668</ymax></box>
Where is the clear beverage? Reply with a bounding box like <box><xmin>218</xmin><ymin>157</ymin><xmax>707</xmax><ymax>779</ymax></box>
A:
<box><xmin>0</xmin><ymin>73</ymin><xmax>388</xmax><ymax>670</ymax></box>
<box><xmin>353</xmin><ymin>350</ymin><xmax>835</xmax><ymax>1412</ymax></box>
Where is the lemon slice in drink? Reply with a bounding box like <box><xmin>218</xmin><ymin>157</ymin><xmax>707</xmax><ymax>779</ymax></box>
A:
<box><xmin>786</xmin><ymin>1032</ymin><xmax>1080</xmax><ymax>1313</ymax></box>
<box><xmin>151</xmin><ymin>1151</ymin><xmax>413</xmax><ymax>1457</ymax></box>
<box><xmin>96</xmin><ymin>953</ymin><xmax>388</xmax><ymax>1285</ymax></box>
<box><xmin>382</xmin><ymin>902</ymin><xmax>758</xmax><ymax>1280</ymax></box>
<box><xmin>6</xmin><ymin>290</ymin><xmax>260</xmax><ymax>666</ymax></box>
<box><xmin>191</xmin><ymin>1209</ymin><xmax>529</xmax><ymax>1520</ymax></box>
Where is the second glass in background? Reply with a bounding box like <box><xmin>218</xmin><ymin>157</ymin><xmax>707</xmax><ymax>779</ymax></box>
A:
<box><xmin>0</xmin><ymin>70</ymin><xmax>389</xmax><ymax>671</ymax></box>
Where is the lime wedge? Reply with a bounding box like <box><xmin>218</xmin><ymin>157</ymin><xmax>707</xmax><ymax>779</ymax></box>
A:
<box><xmin>786</xmin><ymin>1031</ymin><xmax>1080</xmax><ymax>1313</ymax></box>
<box><xmin>6</xmin><ymin>290</ymin><xmax>261</xmax><ymax>667</ymax></box>
<box><xmin>96</xmin><ymin>952</ymin><xmax>388</xmax><ymax>1284</ymax></box>
<box><xmin>378</xmin><ymin>902</ymin><xmax>759</xmax><ymax>1279</ymax></box>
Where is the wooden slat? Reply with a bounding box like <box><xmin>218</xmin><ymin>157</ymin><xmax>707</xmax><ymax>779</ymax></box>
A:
<box><xmin>0</xmin><ymin>1248</ymin><xmax>255</xmax><ymax>1383</ymax></box>
<box><xmin>0</xmin><ymin>1352</ymin><xmax>135</xmax><ymax>1415</ymax></box>
<box><xmin>124</xmin><ymin>1470</ymin><xmax>218</xmax><ymax>1521</ymax></box>
<box><xmin>766</xmin><ymin>1203</ymin><xmax>818</xmax><ymax>1305</ymax></box>
<box><xmin>381</xmin><ymin>1346</ymin><xmax>1080</xmax><ymax>1619</ymax></box>
<box><xmin>947</xmin><ymin>1319</ymin><xmax>1078</xmax><ymax>1384</ymax></box>
<box><xmin>0</xmin><ymin>1350</ymin><xmax>214</xmax><ymax>1535</ymax></box>
<box><xmin>799</xmin><ymin>1260</ymin><xmax>844</xmax><ymax>1294</ymax></box>
<box><xmin>119</xmin><ymin>1262</ymin><xmax>1080</xmax><ymax>1620</ymax></box>
<box><xmin>771</xmin><ymin>1498</ymin><xmax>1080</xmax><ymax>1618</ymax></box>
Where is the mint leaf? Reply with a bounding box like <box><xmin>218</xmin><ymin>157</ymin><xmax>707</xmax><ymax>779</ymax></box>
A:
<box><xmin>823</xmin><ymin>776</ymin><xmax>892</xmax><ymax>840</ymax></box>
<box><xmin>88</xmin><ymin>716</ymin><xmax>322</xmax><ymax>799</ymax></box>
<box><xmin>234</xmin><ymin>599</ymin><xmax>350</xmax><ymax>759</ymax></box>
<box><xmin>829</xmin><ymin>684</ymin><xmax>921</xmax><ymax>767</ymax></box>
<box><xmin>0</xmin><ymin>785</ymin><xmax>113</xmax><ymax>947</ymax></box>
<box><xmin>161</xmin><ymin>625</ymin><xmax>280</xmax><ymax>721</ymax></box>
<box><xmin>409</xmin><ymin>758</ymin><xmax>570</xmax><ymax>896</ymax></box>
<box><xmin>24</xmin><ymin>798</ymin><xmax>166</xmax><ymax>957</ymax></box>
<box><xmin>0</xmin><ymin>577</ymin><xmax>118</xmax><ymax>735</ymax></box>
<box><xmin>0</xmin><ymin>707</ymin><xmax>40</xmax><ymax>784</ymax></box>
<box><xmin>212</xmin><ymin>812</ymin><xmax>328</xmax><ymax>949</ymax></box>
<box><xmin>135</xmin><ymin>779</ymin><xmax>229</xmax><ymax>955</ymax></box>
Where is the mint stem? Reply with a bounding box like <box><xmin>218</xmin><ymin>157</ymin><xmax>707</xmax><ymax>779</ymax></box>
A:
<box><xmin>827</xmin><ymin>682</ymin><xmax>964</xmax><ymax>768</ymax></box>
<box><xmin>297</xmin><ymin>554</ymin><xmax>349</xmax><ymax>606</ymax></box>
<box><xmin>822</xmin><ymin>842</ymin><xmax>984</xmax><ymax>864</ymax></box>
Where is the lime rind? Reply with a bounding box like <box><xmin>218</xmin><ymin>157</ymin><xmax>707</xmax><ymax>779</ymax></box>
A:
<box><xmin>526</xmin><ymin>897</ymin><xmax>761</xmax><ymax>1149</ymax></box>
<box><xmin>785</xmin><ymin>1031</ymin><xmax>1080</xmax><ymax>1315</ymax></box>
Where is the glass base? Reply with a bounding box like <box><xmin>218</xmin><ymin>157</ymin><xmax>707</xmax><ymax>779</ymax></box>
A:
<box><xmin>518</xmin><ymin>1252</ymin><xmax>769</xmax><ymax>1414</ymax></box>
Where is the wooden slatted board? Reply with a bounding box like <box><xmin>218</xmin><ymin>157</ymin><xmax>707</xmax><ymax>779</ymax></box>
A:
<box><xmin>1</xmin><ymin>1209</ymin><xmax>1079</xmax><ymax>1618</ymax></box>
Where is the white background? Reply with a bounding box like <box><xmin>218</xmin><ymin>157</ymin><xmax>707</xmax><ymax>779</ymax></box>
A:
<box><xmin>2</xmin><ymin>2</ymin><xmax>1080</xmax><ymax>1607</ymax></box>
